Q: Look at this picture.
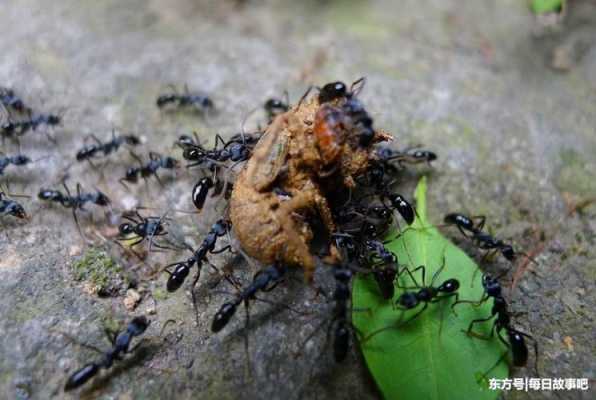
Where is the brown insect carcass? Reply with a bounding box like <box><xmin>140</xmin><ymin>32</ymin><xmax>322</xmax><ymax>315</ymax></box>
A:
<box><xmin>229</xmin><ymin>95</ymin><xmax>391</xmax><ymax>281</ymax></box>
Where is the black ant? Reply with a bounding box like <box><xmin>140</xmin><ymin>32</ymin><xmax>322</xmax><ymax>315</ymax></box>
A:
<box><xmin>0</xmin><ymin>153</ymin><xmax>31</xmax><ymax>175</ymax></box>
<box><xmin>452</xmin><ymin>274</ymin><xmax>538</xmax><ymax>373</ymax></box>
<box><xmin>263</xmin><ymin>95</ymin><xmax>289</xmax><ymax>122</ymax></box>
<box><xmin>38</xmin><ymin>182</ymin><xmax>111</xmax><ymax>234</ymax></box>
<box><xmin>332</xmin><ymin>233</ymin><xmax>397</xmax><ymax>301</ymax></box>
<box><xmin>117</xmin><ymin>210</ymin><xmax>177</xmax><ymax>255</ymax></box>
<box><xmin>0</xmin><ymin>190</ymin><xmax>27</xmax><ymax>219</ymax></box>
<box><xmin>156</xmin><ymin>85</ymin><xmax>215</xmax><ymax>114</ymax></box>
<box><xmin>1</xmin><ymin>112</ymin><xmax>61</xmax><ymax>144</ymax></box>
<box><xmin>317</xmin><ymin>78</ymin><xmax>365</xmax><ymax>104</ymax></box>
<box><xmin>376</xmin><ymin>145</ymin><xmax>437</xmax><ymax>168</ymax></box>
<box><xmin>120</xmin><ymin>152</ymin><xmax>179</xmax><ymax>188</ymax></box>
<box><xmin>76</xmin><ymin>132</ymin><xmax>141</xmax><ymax>164</ymax></box>
<box><xmin>63</xmin><ymin>316</ymin><xmax>150</xmax><ymax>391</ymax></box>
<box><xmin>363</xmin><ymin>255</ymin><xmax>459</xmax><ymax>342</ymax></box>
<box><xmin>444</xmin><ymin>213</ymin><xmax>536</xmax><ymax>264</ymax></box>
<box><xmin>182</xmin><ymin>134</ymin><xmax>252</xmax><ymax>169</ymax></box>
<box><xmin>329</xmin><ymin>265</ymin><xmax>353</xmax><ymax>362</ymax></box>
<box><xmin>0</xmin><ymin>87</ymin><xmax>31</xmax><ymax>114</ymax></box>
<box><xmin>211</xmin><ymin>263</ymin><xmax>286</xmax><ymax>333</ymax></box>
<box><xmin>164</xmin><ymin>219</ymin><xmax>231</xmax><ymax>293</ymax></box>
<box><xmin>394</xmin><ymin>261</ymin><xmax>460</xmax><ymax>325</ymax></box>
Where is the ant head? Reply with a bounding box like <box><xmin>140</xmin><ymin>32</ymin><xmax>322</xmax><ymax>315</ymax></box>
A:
<box><xmin>398</xmin><ymin>292</ymin><xmax>418</xmax><ymax>309</ymax></box>
<box><xmin>128</xmin><ymin>316</ymin><xmax>151</xmax><ymax>335</ymax></box>
<box><xmin>438</xmin><ymin>278</ymin><xmax>459</xmax><ymax>293</ymax></box>
<box><xmin>200</xmin><ymin>97</ymin><xmax>215</xmax><ymax>110</ymax></box>
<box><xmin>183</xmin><ymin>147</ymin><xmax>203</xmax><ymax>161</ymax></box>
<box><xmin>119</xmin><ymin>223</ymin><xmax>134</xmax><ymax>235</ymax></box>
<box><xmin>47</xmin><ymin>114</ymin><xmax>61</xmax><ymax>125</ymax></box>
<box><xmin>95</xmin><ymin>192</ymin><xmax>111</xmax><ymax>206</ymax></box>
<box><xmin>125</xmin><ymin>168</ymin><xmax>138</xmax><ymax>181</ymax></box>
<box><xmin>264</xmin><ymin>98</ymin><xmax>289</xmax><ymax>114</ymax></box>
<box><xmin>376</xmin><ymin>146</ymin><xmax>393</xmax><ymax>160</ymax></box>
<box><xmin>164</xmin><ymin>157</ymin><xmax>178</xmax><ymax>168</ymax></box>
<box><xmin>13</xmin><ymin>154</ymin><xmax>31</xmax><ymax>165</ymax></box>
<box><xmin>156</xmin><ymin>95</ymin><xmax>172</xmax><ymax>108</ymax></box>
<box><xmin>501</xmin><ymin>244</ymin><xmax>516</xmax><ymax>261</ymax></box>
<box><xmin>318</xmin><ymin>81</ymin><xmax>348</xmax><ymax>104</ymax></box>
<box><xmin>76</xmin><ymin>147</ymin><xmax>93</xmax><ymax>161</ymax></box>
<box><xmin>213</xmin><ymin>219</ymin><xmax>229</xmax><ymax>236</ymax></box>
<box><xmin>177</xmin><ymin>135</ymin><xmax>195</xmax><ymax>148</ymax></box>
<box><xmin>38</xmin><ymin>189</ymin><xmax>59</xmax><ymax>201</ymax></box>
<box><xmin>358</xmin><ymin>127</ymin><xmax>375</xmax><ymax>147</ymax></box>
<box><xmin>416</xmin><ymin>150</ymin><xmax>437</xmax><ymax>162</ymax></box>
<box><xmin>483</xmin><ymin>276</ymin><xmax>502</xmax><ymax>296</ymax></box>
<box><xmin>334</xmin><ymin>267</ymin><xmax>352</xmax><ymax>282</ymax></box>
<box><xmin>9</xmin><ymin>202</ymin><xmax>27</xmax><ymax>219</ymax></box>
<box><xmin>211</xmin><ymin>302</ymin><xmax>237</xmax><ymax>333</ymax></box>
<box><xmin>363</xmin><ymin>222</ymin><xmax>379</xmax><ymax>238</ymax></box>
<box><xmin>125</xmin><ymin>135</ymin><xmax>141</xmax><ymax>146</ymax></box>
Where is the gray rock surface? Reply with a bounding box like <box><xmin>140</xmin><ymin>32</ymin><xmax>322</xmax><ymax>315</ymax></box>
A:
<box><xmin>0</xmin><ymin>1</ymin><xmax>594</xmax><ymax>399</ymax></box>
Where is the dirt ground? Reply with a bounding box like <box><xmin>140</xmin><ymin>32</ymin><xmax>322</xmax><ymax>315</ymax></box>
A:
<box><xmin>0</xmin><ymin>1</ymin><xmax>595</xmax><ymax>399</ymax></box>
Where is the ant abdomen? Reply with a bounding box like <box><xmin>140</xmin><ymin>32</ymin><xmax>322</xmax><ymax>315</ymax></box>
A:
<box><xmin>211</xmin><ymin>302</ymin><xmax>237</xmax><ymax>332</ymax></box>
<box><xmin>64</xmin><ymin>362</ymin><xmax>99</xmax><ymax>391</ymax></box>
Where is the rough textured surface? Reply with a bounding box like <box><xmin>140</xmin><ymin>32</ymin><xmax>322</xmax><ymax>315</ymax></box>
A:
<box><xmin>0</xmin><ymin>1</ymin><xmax>595</xmax><ymax>399</ymax></box>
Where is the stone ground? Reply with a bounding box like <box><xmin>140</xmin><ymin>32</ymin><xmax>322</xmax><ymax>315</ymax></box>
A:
<box><xmin>0</xmin><ymin>0</ymin><xmax>595</xmax><ymax>399</ymax></box>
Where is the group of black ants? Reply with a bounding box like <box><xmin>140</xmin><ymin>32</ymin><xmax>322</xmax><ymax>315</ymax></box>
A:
<box><xmin>1</xmin><ymin>81</ymin><xmax>538</xmax><ymax>392</ymax></box>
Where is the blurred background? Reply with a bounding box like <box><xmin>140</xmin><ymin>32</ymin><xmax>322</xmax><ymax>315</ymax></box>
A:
<box><xmin>0</xmin><ymin>1</ymin><xmax>594</xmax><ymax>399</ymax></box>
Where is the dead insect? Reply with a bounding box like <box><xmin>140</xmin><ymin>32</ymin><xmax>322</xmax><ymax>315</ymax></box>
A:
<box><xmin>229</xmin><ymin>85</ymin><xmax>391</xmax><ymax>281</ymax></box>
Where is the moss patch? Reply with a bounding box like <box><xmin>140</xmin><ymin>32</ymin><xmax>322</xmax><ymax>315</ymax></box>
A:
<box><xmin>72</xmin><ymin>248</ymin><xmax>126</xmax><ymax>296</ymax></box>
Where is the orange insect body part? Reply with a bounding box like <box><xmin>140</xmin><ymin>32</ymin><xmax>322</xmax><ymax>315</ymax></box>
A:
<box><xmin>314</xmin><ymin>104</ymin><xmax>346</xmax><ymax>166</ymax></box>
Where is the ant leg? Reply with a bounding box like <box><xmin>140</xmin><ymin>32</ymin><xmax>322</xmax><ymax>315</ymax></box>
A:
<box><xmin>103</xmin><ymin>328</ymin><xmax>118</xmax><ymax>345</ymax></box>
<box><xmin>214</xmin><ymin>134</ymin><xmax>227</xmax><ymax>150</ymax></box>
<box><xmin>242</xmin><ymin>300</ymin><xmax>252</xmax><ymax>380</ymax></box>
<box><xmin>153</xmin><ymin>172</ymin><xmax>164</xmax><ymax>188</ymax></box>
<box><xmin>398</xmin><ymin>302</ymin><xmax>429</xmax><ymax>327</ymax></box>
<box><xmin>51</xmin><ymin>329</ymin><xmax>104</xmax><ymax>354</ymax></box>
<box><xmin>465</xmin><ymin>318</ymin><xmax>496</xmax><ymax>339</ymax></box>
<box><xmin>190</xmin><ymin>267</ymin><xmax>203</xmax><ymax>326</ymax></box>
<box><xmin>472</xmin><ymin>216</ymin><xmax>486</xmax><ymax>232</ymax></box>
<box><xmin>397</xmin><ymin>265</ymin><xmax>424</xmax><ymax>289</ymax></box>
<box><xmin>296</xmin><ymin>85</ymin><xmax>314</xmax><ymax>109</ymax></box>
<box><xmin>71</xmin><ymin>209</ymin><xmax>86</xmax><ymax>239</ymax></box>
<box><xmin>429</xmin><ymin>248</ymin><xmax>448</xmax><ymax>287</ymax></box>
<box><xmin>128</xmin><ymin>337</ymin><xmax>148</xmax><ymax>353</ymax></box>
<box><xmin>211</xmin><ymin>245</ymin><xmax>232</xmax><ymax>255</ymax></box>
<box><xmin>451</xmin><ymin>294</ymin><xmax>489</xmax><ymax>314</ymax></box>
<box><xmin>350</xmin><ymin>77</ymin><xmax>366</xmax><ymax>97</ymax></box>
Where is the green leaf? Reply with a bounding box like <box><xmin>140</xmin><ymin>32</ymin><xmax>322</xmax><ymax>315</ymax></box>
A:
<box><xmin>352</xmin><ymin>176</ymin><xmax>508</xmax><ymax>400</ymax></box>
<box><xmin>531</xmin><ymin>0</ymin><xmax>563</xmax><ymax>14</ymax></box>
